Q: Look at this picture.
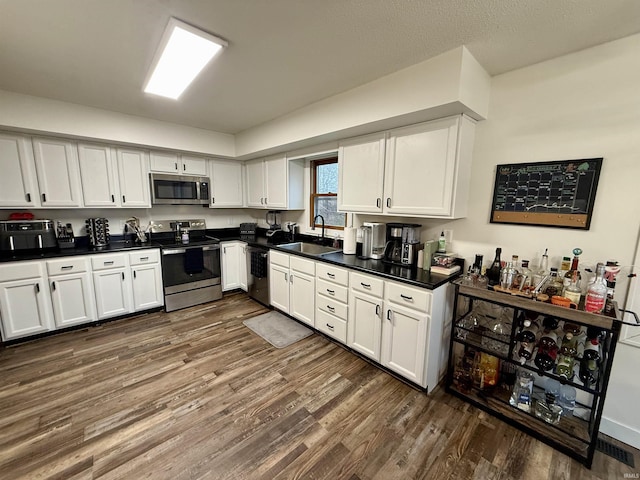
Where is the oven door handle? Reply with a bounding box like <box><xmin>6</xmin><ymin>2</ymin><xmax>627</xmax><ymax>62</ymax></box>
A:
<box><xmin>162</xmin><ymin>245</ymin><xmax>220</xmax><ymax>255</ymax></box>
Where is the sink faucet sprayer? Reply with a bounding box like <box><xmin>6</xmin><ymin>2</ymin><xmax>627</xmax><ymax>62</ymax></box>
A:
<box><xmin>313</xmin><ymin>215</ymin><xmax>325</xmax><ymax>243</ymax></box>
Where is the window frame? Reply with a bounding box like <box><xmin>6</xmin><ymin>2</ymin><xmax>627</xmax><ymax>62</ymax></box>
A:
<box><xmin>310</xmin><ymin>156</ymin><xmax>345</xmax><ymax>231</ymax></box>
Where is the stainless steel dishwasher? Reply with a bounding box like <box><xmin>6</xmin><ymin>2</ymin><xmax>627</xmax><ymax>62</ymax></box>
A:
<box><xmin>247</xmin><ymin>244</ymin><xmax>269</xmax><ymax>306</ymax></box>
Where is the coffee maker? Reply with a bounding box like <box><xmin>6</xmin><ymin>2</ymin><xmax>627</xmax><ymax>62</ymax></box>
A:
<box><xmin>383</xmin><ymin>223</ymin><xmax>422</xmax><ymax>267</ymax></box>
<box><xmin>360</xmin><ymin>222</ymin><xmax>385</xmax><ymax>259</ymax></box>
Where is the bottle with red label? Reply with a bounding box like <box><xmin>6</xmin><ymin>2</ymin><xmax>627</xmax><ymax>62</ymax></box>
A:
<box><xmin>585</xmin><ymin>263</ymin><xmax>607</xmax><ymax>314</ymax></box>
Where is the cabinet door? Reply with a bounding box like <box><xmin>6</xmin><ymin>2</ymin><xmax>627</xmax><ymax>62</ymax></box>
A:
<box><xmin>32</xmin><ymin>137</ymin><xmax>83</xmax><ymax>207</ymax></box>
<box><xmin>210</xmin><ymin>159</ymin><xmax>244</xmax><ymax>208</ymax></box>
<box><xmin>0</xmin><ymin>278</ymin><xmax>53</xmax><ymax>340</ymax></box>
<box><xmin>181</xmin><ymin>155</ymin><xmax>208</xmax><ymax>176</ymax></box>
<box><xmin>49</xmin><ymin>272</ymin><xmax>97</xmax><ymax>328</ymax></box>
<box><xmin>239</xmin><ymin>243</ymin><xmax>248</xmax><ymax>291</ymax></box>
<box><xmin>245</xmin><ymin>160</ymin><xmax>265</xmax><ymax>207</ymax></box>
<box><xmin>0</xmin><ymin>133</ymin><xmax>40</xmax><ymax>207</ymax></box>
<box><xmin>348</xmin><ymin>290</ymin><xmax>382</xmax><ymax>361</ymax></box>
<box><xmin>269</xmin><ymin>264</ymin><xmax>289</xmax><ymax>313</ymax></box>
<box><xmin>383</xmin><ymin>117</ymin><xmax>459</xmax><ymax>216</ymax></box>
<box><xmin>338</xmin><ymin>133</ymin><xmax>385</xmax><ymax>213</ymax></box>
<box><xmin>150</xmin><ymin>151</ymin><xmax>180</xmax><ymax>173</ymax></box>
<box><xmin>381</xmin><ymin>303</ymin><xmax>429</xmax><ymax>386</ymax></box>
<box><xmin>221</xmin><ymin>242</ymin><xmax>240</xmax><ymax>291</ymax></box>
<box><xmin>290</xmin><ymin>271</ymin><xmax>315</xmax><ymax>327</ymax></box>
<box><xmin>264</xmin><ymin>156</ymin><xmax>287</xmax><ymax>209</ymax></box>
<box><xmin>93</xmin><ymin>269</ymin><xmax>132</xmax><ymax>319</ymax></box>
<box><xmin>78</xmin><ymin>143</ymin><xmax>119</xmax><ymax>207</ymax></box>
<box><xmin>117</xmin><ymin>148</ymin><xmax>151</xmax><ymax>207</ymax></box>
<box><xmin>131</xmin><ymin>264</ymin><xmax>163</xmax><ymax>311</ymax></box>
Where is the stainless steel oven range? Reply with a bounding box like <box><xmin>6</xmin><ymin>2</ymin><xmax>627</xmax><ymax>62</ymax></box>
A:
<box><xmin>149</xmin><ymin>219</ymin><xmax>222</xmax><ymax>312</ymax></box>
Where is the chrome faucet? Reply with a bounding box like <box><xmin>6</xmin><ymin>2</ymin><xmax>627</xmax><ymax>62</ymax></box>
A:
<box><xmin>313</xmin><ymin>214</ymin><xmax>325</xmax><ymax>243</ymax></box>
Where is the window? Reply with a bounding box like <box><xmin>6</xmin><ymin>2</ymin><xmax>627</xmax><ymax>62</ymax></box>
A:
<box><xmin>310</xmin><ymin>157</ymin><xmax>345</xmax><ymax>230</ymax></box>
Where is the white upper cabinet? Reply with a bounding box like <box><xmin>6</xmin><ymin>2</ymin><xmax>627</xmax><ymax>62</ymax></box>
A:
<box><xmin>338</xmin><ymin>132</ymin><xmax>386</xmax><ymax>213</ymax></box>
<box><xmin>116</xmin><ymin>148</ymin><xmax>151</xmax><ymax>207</ymax></box>
<box><xmin>32</xmin><ymin>137</ymin><xmax>83</xmax><ymax>208</ymax></box>
<box><xmin>209</xmin><ymin>158</ymin><xmax>244</xmax><ymax>208</ymax></box>
<box><xmin>150</xmin><ymin>151</ymin><xmax>207</xmax><ymax>176</ymax></box>
<box><xmin>338</xmin><ymin>115</ymin><xmax>475</xmax><ymax>218</ymax></box>
<box><xmin>245</xmin><ymin>156</ymin><xmax>304</xmax><ymax>210</ymax></box>
<box><xmin>78</xmin><ymin>143</ymin><xmax>119</xmax><ymax>207</ymax></box>
<box><xmin>0</xmin><ymin>132</ymin><xmax>40</xmax><ymax>208</ymax></box>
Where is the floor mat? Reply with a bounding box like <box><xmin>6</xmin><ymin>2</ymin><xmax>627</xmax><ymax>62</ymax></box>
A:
<box><xmin>243</xmin><ymin>311</ymin><xmax>313</xmax><ymax>348</ymax></box>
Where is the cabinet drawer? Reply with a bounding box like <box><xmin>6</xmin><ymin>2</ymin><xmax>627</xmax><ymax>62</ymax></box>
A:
<box><xmin>91</xmin><ymin>253</ymin><xmax>127</xmax><ymax>271</ymax></box>
<box><xmin>290</xmin><ymin>256</ymin><xmax>315</xmax><ymax>276</ymax></box>
<box><xmin>270</xmin><ymin>250</ymin><xmax>290</xmax><ymax>268</ymax></box>
<box><xmin>316</xmin><ymin>294</ymin><xmax>348</xmax><ymax>320</ymax></box>
<box><xmin>316</xmin><ymin>263</ymin><xmax>348</xmax><ymax>286</ymax></box>
<box><xmin>128</xmin><ymin>249</ymin><xmax>160</xmax><ymax>266</ymax></box>
<box><xmin>317</xmin><ymin>278</ymin><xmax>348</xmax><ymax>303</ymax></box>
<box><xmin>316</xmin><ymin>309</ymin><xmax>347</xmax><ymax>343</ymax></box>
<box><xmin>350</xmin><ymin>271</ymin><xmax>384</xmax><ymax>297</ymax></box>
<box><xmin>46</xmin><ymin>257</ymin><xmax>89</xmax><ymax>276</ymax></box>
<box><xmin>386</xmin><ymin>281</ymin><xmax>431</xmax><ymax>313</ymax></box>
<box><xmin>0</xmin><ymin>261</ymin><xmax>44</xmax><ymax>282</ymax></box>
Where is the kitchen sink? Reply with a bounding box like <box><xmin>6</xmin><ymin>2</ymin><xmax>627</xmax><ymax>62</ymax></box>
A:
<box><xmin>277</xmin><ymin>242</ymin><xmax>341</xmax><ymax>256</ymax></box>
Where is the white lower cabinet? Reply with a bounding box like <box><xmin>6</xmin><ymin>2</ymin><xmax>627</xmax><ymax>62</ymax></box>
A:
<box><xmin>129</xmin><ymin>251</ymin><xmax>163</xmax><ymax>311</ymax></box>
<box><xmin>221</xmin><ymin>241</ymin><xmax>248</xmax><ymax>292</ymax></box>
<box><xmin>316</xmin><ymin>263</ymin><xmax>349</xmax><ymax>343</ymax></box>
<box><xmin>269</xmin><ymin>251</ymin><xmax>315</xmax><ymax>326</ymax></box>
<box><xmin>348</xmin><ymin>290</ymin><xmax>382</xmax><ymax>361</ymax></box>
<box><xmin>0</xmin><ymin>261</ymin><xmax>54</xmax><ymax>340</ymax></box>
<box><xmin>46</xmin><ymin>257</ymin><xmax>96</xmax><ymax>328</ymax></box>
<box><xmin>91</xmin><ymin>253</ymin><xmax>131</xmax><ymax>319</ymax></box>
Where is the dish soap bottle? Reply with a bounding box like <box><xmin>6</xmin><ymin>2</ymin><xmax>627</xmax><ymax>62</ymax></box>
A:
<box><xmin>437</xmin><ymin>231</ymin><xmax>446</xmax><ymax>253</ymax></box>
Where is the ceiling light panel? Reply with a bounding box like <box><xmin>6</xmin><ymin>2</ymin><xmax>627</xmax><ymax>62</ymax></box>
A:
<box><xmin>144</xmin><ymin>17</ymin><xmax>227</xmax><ymax>100</ymax></box>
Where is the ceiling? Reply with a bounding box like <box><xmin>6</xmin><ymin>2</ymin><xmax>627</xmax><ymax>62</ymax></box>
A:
<box><xmin>1</xmin><ymin>0</ymin><xmax>639</xmax><ymax>135</ymax></box>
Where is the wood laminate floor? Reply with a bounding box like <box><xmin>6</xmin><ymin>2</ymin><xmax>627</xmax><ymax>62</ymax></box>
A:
<box><xmin>0</xmin><ymin>293</ymin><xmax>637</xmax><ymax>480</ymax></box>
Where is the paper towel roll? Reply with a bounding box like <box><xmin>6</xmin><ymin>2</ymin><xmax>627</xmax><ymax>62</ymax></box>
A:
<box><xmin>343</xmin><ymin>227</ymin><xmax>357</xmax><ymax>254</ymax></box>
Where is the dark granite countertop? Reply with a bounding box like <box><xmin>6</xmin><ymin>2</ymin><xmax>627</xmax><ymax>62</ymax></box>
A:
<box><xmin>0</xmin><ymin>240</ymin><xmax>159</xmax><ymax>263</ymax></box>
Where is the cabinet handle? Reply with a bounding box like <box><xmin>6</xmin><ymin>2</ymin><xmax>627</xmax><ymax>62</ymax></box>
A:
<box><xmin>104</xmin><ymin>261</ymin><xmax>114</xmax><ymax>266</ymax></box>
<box><xmin>375</xmin><ymin>304</ymin><xmax>380</xmax><ymax>317</ymax></box>
<box><xmin>327</xmin><ymin>305</ymin><xmax>335</xmax><ymax>312</ymax></box>
<box><xmin>111</xmin><ymin>194</ymin><xmax>115</xmax><ymax>203</ymax></box>
<box><xmin>386</xmin><ymin>198</ymin><xmax>391</xmax><ymax>208</ymax></box>
<box><xmin>284</xmin><ymin>272</ymin><xmax>288</xmax><ymax>282</ymax></box>
<box><xmin>264</xmin><ymin>197</ymin><xmax>267</xmax><ymax>205</ymax></box>
<box><xmin>400</xmin><ymin>294</ymin><xmax>413</xmax><ymax>302</ymax></box>
<box><xmin>37</xmin><ymin>234</ymin><xmax>43</xmax><ymax>249</ymax></box>
<box><xmin>327</xmin><ymin>272</ymin><xmax>335</xmax><ymax>278</ymax></box>
<box><xmin>260</xmin><ymin>197</ymin><xmax>264</xmax><ymax>205</ymax></box>
<box><xmin>134</xmin><ymin>271</ymin><xmax>137</xmax><ymax>279</ymax></box>
<box><xmin>223</xmin><ymin>247</ymin><xmax>227</xmax><ymax>254</ymax></box>
<box><xmin>42</xmin><ymin>193</ymin><xmax>47</xmax><ymax>202</ymax></box>
<box><xmin>175</xmin><ymin>162</ymin><xmax>178</xmax><ymax>171</ymax></box>
<box><xmin>122</xmin><ymin>195</ymin><xmax>126</xmax><ymax>203</ymax></box>
<box><xmin>35</xmin><ymin>283</ymin><xmax>40</xmax><ymax>293</ymax></box>
<box><xmin>182</xmin><ymin>163</ymin><xmax>185</xmax><ymax>171</ymax></box>
<box><xmin>140</xmin><ymin>256</ymin><xmax>149</xmax><ymax>261</ymax></box>
<box><xmin>326</xmin><ymin>288</ymin><xmax>335</xmax><ymax>295</ymax></box>
<box><xmin>326</xmin><ymin>323</ymin><xmax>334</xmax><ymax>331</ymax></box>
<box><xmin>386</xmin><ymin>309</ymin><xmax>392</xmax><ymax>321</ymax></box>
<box><xmin>51</xmin><ymin>281</ymin><xmax>56</xmax><ymax>291</ymax></box>
<box><xmin>360</xmin><ymin>282</ymin><xmax>371</xmax><ymax>289</ymax></box>
<box><xmin>212</xmin><ymin>197</ymin><xmax>215</xmax><ymax>204</ymax></box>
<box><xmin>290</xmin><ymin>274</ymin><xmax>293</xmax><ymax>284</ymax></box>
<box><xmin>61</xmin><ymin>265</ymin><xmax>73</xmax><ymax>270</ymax></box>
<box><xmin>26</xmin><ymin>193</ymin><xmax>31</xmax><ymax>202</ymax></box>
<box><xmin>376</xmin><ymin>198</ymin><xmax>381</xmax><ymax>208</ymax></box>
<box><xmin>121</xmin><ymin>272</ymin><xmax>125</xmax><ymax>280</ymax></box>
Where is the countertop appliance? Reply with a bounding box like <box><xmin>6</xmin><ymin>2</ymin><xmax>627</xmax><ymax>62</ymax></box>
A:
<box><xmin>384</xmin><ymin>223</ymin><xmax>422</xmax><ymax>267</ymax></box>
<box><xmin>266</xmin><ymin>210</ymin><xmax>285</xmax><ymax>243</ymax></box>
<box><xmin>150</xmin><ymin>173</ymin><xmax>210</xmax><ymax>205</ymax></box>
<box><xmin>247</xmin><ymin>243</ymin><xmax>269</xmax><ymax>306</ymax></box>
<box><xmin>360</xmin><ymin>222</ymin><xmax>385</xmax><ymax>259</ymax></box>
<box><xmin>0</xmin><ymin>219</ymin><xmax>57</xmax><ymax>252</ymax></box>
<box><xmin>240</xmin><ymin>222</ymin><xmax>257</xmax><ymax>242</ymax></box>
<box><xmin>149</xmin><ymin>219</ymin><xmax>222</xmax><ymax>312</ymax></box>
<box><xmin>86</xmin><ymin>218</ymin><xmax>110</xmax><ymax>247</ymax></box>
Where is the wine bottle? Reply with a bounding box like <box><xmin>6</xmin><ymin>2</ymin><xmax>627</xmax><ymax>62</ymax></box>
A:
<box><xmin>486</xmin><ymin>248</ymin><xmax>502</xmax><ymax>286</ymax></box>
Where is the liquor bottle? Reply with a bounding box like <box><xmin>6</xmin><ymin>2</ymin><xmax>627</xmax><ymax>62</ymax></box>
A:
<box><xmin>604</xmin><ymin>261</ymin><xmax>621</xmax><ymax>313</ymax></box>
<box><xmin>510</xmin><ymin>368</ymin><xmax>534</xmax><ymax>412</ymax></box>
<box><xmin>472</xmin><ymin>254</ymin><xmax>483</xmax><ymax>274</ymax></box>
<box><xmin>585</xmin><ymin>263</ymin><xmax>607</xmax><ymax>314</ymax></box>
<box><xmin>533</xmin><ymin>248</ymin><xmax>549</xmax><ymax>286</ymax></box>
<box><xmin>500</xmin><ymin>261</ymin><xmax>517</xmax><ymax>289</ymax></box>
<box><xmin>560</xmin><ymin>256</ymin><xmax>571</xmax><ymax>276</ymax></box>
<box><xmin>579</xmin><ymin>337</ymin><xmax>601</xmax><ymax>387</ymax></box>
<box><xmin>486</xmin><ymin>248</ymin><xmax>502</xmax><ymax>286</ymax></box>
<box><xmin>563</xmin><ymin>271</ymin><xmax>582</xmax><ymax>304</ymax></box>
<box><xmin>534</xmin><ymin>329</ymin><xmax>559</xmax><ymax>371</ymax></box>
<box><xmin>516</xmin><ymin>259</ymin><xmax>532</xmax><ymax>291</ymax></box>
<box><xmin>534</xmin><ymin>392</ymin><xmax>563</xmax><ymax>425</ymax></box>
<box><xmin>543</xmin><ymin>268</ymin><xmax>564</xmax><ymax>297</ymax></box>
<box><xmin>562</xmin><ymin>248</ymin><xmax>583</xmax><ymax>292</ymax></box>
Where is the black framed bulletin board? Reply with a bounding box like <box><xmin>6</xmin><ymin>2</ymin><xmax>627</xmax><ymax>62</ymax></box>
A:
<box><xmin>490</xmin><ymin>158</ymin><xmax>603</xmax><ymax>230</ymax></box>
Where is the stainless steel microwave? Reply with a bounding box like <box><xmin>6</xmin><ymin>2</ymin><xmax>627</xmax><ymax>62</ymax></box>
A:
<box><xmin>150</xmin><ymin>173</ymin><xmax>210</xmax><ymax>205</ymax></box>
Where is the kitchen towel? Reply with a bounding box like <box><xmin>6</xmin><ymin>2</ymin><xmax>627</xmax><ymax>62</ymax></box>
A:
<box><xmin>184</xmin><ymin>247</ymin><xmax>204</xmax><ymax>274</ymax></box>
<box><xmin>343</xmin><ymin>227</ymin><xmax>357</xmax><ymax>255</ymax></box>
<box><xmin>250</xmin><ymin>250</ymin><xmax>268</xmax><ymax>278</ymax></box>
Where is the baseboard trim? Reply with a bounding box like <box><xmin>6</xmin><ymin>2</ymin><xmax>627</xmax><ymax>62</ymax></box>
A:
<box><xmin>600</xmin><ymin>416</ymin><xmax>640</xmax><ymax>450</ymax></box>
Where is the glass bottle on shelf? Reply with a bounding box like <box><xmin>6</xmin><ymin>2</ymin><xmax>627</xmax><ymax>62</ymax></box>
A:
<box><xmin>486</xmin><ymin>248</ymin><xmax>502</xmax><ymax>286</ymax></box>
<box><xmin>543</xmin><ymin>268</ymin><xmax>564</xmax><ymax>297</ymax></box>
<box><xmin>510</xmin><ymin>368</ymin><xmax>534</xmax><ymax>412</ymax></box>
<box><xmin>579</xmin><ymin>330</ymin><xmax>602</xmax><ymax>387</ymax></box>
<box><xmin>535</xmin><ymin>393</ymin><xmax>563</xmax><ymax>425</ymax></box>
<box><xmin>533</xmin><ymin>248</ymin><xmax>549</xmax><ymax>286</ymax></box>
<box><xmin>534</xmin><ymin>329</ymin><xmax>559</xmax><ymax>371</ymax></box>
<box><xmin>516</xmin><ymin>314</ymin><xmax>539</xmax><ymax>364</ymax></box>
<box><xmin>500</xmin><ymin>261</ymin><xmax>517</xmax><ymax>289</ymax></box>
<box><xmin>555</xmin><ymin>353</ymin><xmax>575</xmax><ymax>380</ymax></box>
<box><xmin>585</xmin><ymin>263</ymin><xmax>607</xmax><ymax>314</ymax></box>
<box><xmin>560</xmin><ymin>256</ymin><xmax>571</xmax><ymax>275</ymax></box>
<box><xmin>562</xmin><ymin>248</ymin><xmax>583</xmax><ymax>293</ymax></box>
<box><xmin>558</xmin><ymin>384</ymin><xmax>576</xmax><ymax>416</ymax></box>
<box><xmin>563</xmin><ymin>271</ymin><xmax>582</xmax><ymax>305</ymax></box>
<box><xmin>541</xmin><ymin>316</ymin><xmax>559</xmax><ymax>333</ymax></box>
<box><xmin>514</xmin><ymin>259</ymin><xmax>532</xmax><ymax>292</ymax></box>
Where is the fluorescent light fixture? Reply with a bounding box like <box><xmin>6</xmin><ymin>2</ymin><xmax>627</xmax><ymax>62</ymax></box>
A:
<box><xmin>144</xmin><ymin>17</ymin><xmax>227</xmax><ymax>100</ymax></box>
